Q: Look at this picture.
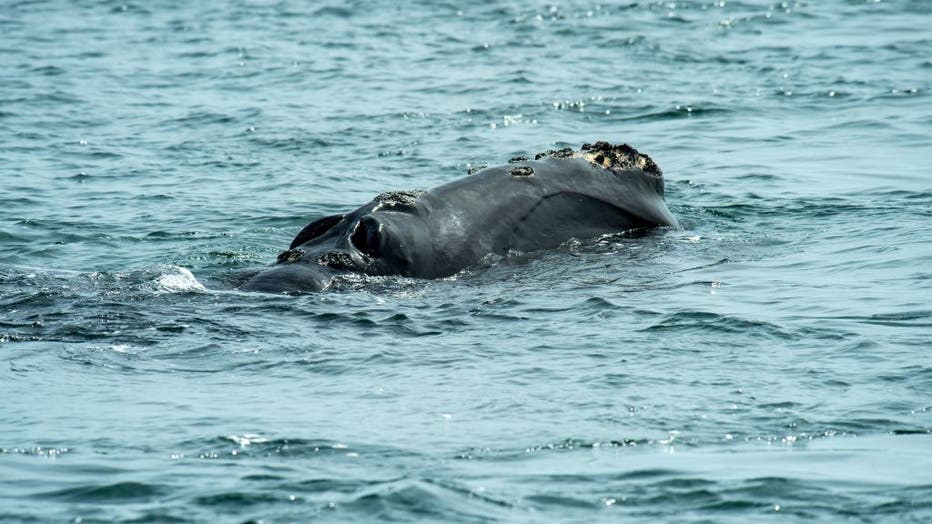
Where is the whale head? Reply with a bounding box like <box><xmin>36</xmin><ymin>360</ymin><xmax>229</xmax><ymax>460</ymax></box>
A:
<box><xmin>240</xmin><ymin>190</ymin><xmax>433</xmax><ymax>294</ymax></box>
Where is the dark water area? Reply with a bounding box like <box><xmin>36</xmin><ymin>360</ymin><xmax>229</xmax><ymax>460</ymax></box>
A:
<box><xmin>2</xmin><ymin>0</ymin><xmax>931</xmax><ymax>522</ymax></box>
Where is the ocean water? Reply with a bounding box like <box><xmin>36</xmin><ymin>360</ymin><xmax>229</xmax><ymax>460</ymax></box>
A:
<box><xmin>1</xmin><ymin>0</ymin><xmax>931</xmax><ymax>522</ymax></box>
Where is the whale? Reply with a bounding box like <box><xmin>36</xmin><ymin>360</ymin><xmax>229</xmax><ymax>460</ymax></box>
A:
<box><xmin>240</xmin><ymin>141</ymin><xmax>678</xmax><ymax>293</ymax></box>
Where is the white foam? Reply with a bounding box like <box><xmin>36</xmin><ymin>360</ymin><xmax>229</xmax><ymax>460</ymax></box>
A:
<box><xmin>154</xmin><ymin>266</ymin><xmax>206</xmax><ymax>293</ymax></box>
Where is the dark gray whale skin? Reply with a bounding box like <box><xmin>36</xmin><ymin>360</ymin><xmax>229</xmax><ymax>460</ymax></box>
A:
<box><xmin>241</xmin><ymin>144</ymin><xmax>678</xmax><ymax>293</ymax></box>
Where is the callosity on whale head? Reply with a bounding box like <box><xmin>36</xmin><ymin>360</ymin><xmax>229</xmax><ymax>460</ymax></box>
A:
<box><xmin>240</xmin><ymin>141</ymin><xmax>677</xmax><ymax>293</ymax></box>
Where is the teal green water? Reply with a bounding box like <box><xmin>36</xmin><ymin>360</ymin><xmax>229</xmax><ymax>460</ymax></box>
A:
<box><xmin>2</xmin><ymin>1</ymin><xmax>931</xmax><ymax>522</ymax></box>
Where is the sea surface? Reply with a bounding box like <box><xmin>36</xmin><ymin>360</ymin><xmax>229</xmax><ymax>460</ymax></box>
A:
<box><xmin>1</xmin><ymin>0</ymin><xmax>931</xmax><ymax>522</ymax></box>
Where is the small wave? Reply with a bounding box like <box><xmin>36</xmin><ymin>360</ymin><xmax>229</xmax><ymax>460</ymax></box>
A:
<box><xmin>193</xmin><ymin>491</ymin><xmax>280</xmax><ymax>507</ymax></box>
<box><xmin>39</xmin><ymin>481</ymin><xmax>166</xmax><ymax>502</ymax></box>
<box><xmin>175</xmin><ymin>436</ymin><xmax>421</xmax><ymax>464</ymax></box>
<box><xmin>30</xmin><ymin>65</ymin><xmax>66</xmax><ymax>76</ymax></box>
<box><xmin>639</xmin><ymin>310</ymin><xmax>792</xmax><ymax>339</ymax></box>
<box><xmin>248</xmin><ymin>135</ymin><xmax>331</xmax><ymax>152</ymax></box>
<box><xmin>621</xmin><ymin>105</ymin><xmax>732</xmax><ymax>122</ymax></box>
<box><xmin>338</xmin><ymin>479</ymin><xmax>515</xmax><ymax>521</ymax></box>
<box><xmin>456</xmin><ymin>437</ymin><xmax>653</xmax><ymax>462</ymax></box>
<box><xmin>859</xmin><ymin>310</ymin><xmax>932</xmax><ymax>328</ymax></box>
<box><xmin>1</xmin><ymin>446</ymin><xmax>72</xmax><ymax>458</ymax></box>
<box><xmin>312</xmin><ymin>6</ymin><xmax>354</xmax><ymax>18</ymax></box>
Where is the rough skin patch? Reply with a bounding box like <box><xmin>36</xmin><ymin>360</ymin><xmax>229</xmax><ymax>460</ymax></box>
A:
<box><xmin>534</xmin><ymin>141</ymin><xmax>662</xmax><ymax>176</ymax></box>
<box><xmin>534</xmin><ymin>147</ymin><xmax>574</xmax><ymax>160</ymax></box>
<box><xmin>317</xmin><ymin>251</ymin><xmax>355</xmax><ymax>269</ymax></box>
<box><xmin>467</xmin><ymin>163</ymin><xmax>488</xmax><ymax>175</ymax></box>
<box><xmin>509</xmin><ymin>166</ymin><xmax>534</xmax><ymax>177</ymax></box>
<box><xmin>373</xmin><ymin>189</ymin><xmax>425</xmax><ymax>210</ymax></box>
<box><xmin>277</xmin><ymin>249</ymin><xmax>304</xmax><ymax>263</ymax></box>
